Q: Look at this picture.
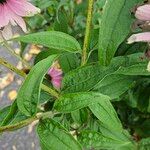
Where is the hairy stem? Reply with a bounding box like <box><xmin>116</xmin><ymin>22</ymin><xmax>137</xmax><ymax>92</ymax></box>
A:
<box><xmin>81</xmin><ymin>0</ymin><xmax>94</xmax><ymax>65</ymax></box>
<box><xmin>0</xmin><ymin>111</ymin><xmax>54</xmax><ymax>133</ymax></box>
<box><xmin>0</xmin><ymin>58</ymin><xmax>59</xmax><ymax>98</ymax></box>
<box><xmin>0</xmin><ymin>57</ymin><xmax>26</xmax><ymax>78</ymax></box>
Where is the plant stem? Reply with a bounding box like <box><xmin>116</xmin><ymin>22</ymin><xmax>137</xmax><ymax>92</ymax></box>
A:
<box><xmin>81</xmin><ymin>0</ymin><xmax>94</xmax><ymax>66</ymax></box>
<box><xmin>0</xmin><ymin>111</ymin><xmax>54</xmax><ymax>133</ymax></box>
<box><xmin>3</xmin><ymin>41</ymin><xmax>31</xmax><ymax>69</ymax></box>
<box><xmin>0</xmin><ymin>58</ymin><xmax>59</xmax><ymax>98</ymax></box>
<box><xmin>41</xmin><ymin>84</ymin><xmax>59</xmax><ymax>99</ymax></box>
<box><xmin>0</xmin><ymin>57</ymin><xmax>26</xmax><ymax>78</ymax></box>
<box><xmin>0</xmin><ymin>117</ymin><xmax>37</xmax><ymax>133</ymax></box>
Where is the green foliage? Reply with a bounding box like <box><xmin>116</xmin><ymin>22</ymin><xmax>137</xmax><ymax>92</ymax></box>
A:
<box><xmin>0</xmin><ymin>0</ymin><xmax>150</xmax><ymax>149</ymax></box>
<box><xmin>37</xmin><ymin>119</ymin><xmax>82</xmax><ymax>150</ymax></box>
<box><xmin>54</xmin><ymin>92</ymin><xmax>110</xmax><ymax>113</ymax></box>
<box><xmin>98</xmin><ymin>0</ymin><xmax>143</xmax><ymax>65</ymax></box>
<box><xmin>16</xmin><ymin>31</ymin><xmax>82</xmax><ymax>53</ymax></box>
<box><xmin>17</xmin><ymin>55</ymin><xmax>58</xmax><ymax>116</ymax></box>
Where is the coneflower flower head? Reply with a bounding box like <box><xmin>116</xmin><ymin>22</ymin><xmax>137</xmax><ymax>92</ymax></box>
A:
<box><xmin>0</xmin><ymin>0</ymin><xmax>40</xmax><ymax>40</ymax></box>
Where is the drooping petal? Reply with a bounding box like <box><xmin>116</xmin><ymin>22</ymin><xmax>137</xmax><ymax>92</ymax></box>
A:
<box><xmin>0</xmin><ymin>4</ymin><xmax>10</xmax><ymax>28</ymax></box>
<box><xmin>135</xmin><ymin>4</ymin><xmax>150</xmax><ymax>21</ymax></box>
<box><xmin>48</xmin><ymin>67</ymin><xmax>63</xmax><ymax>78</ymax></box>
<box><xmin>52</xmin><ymin>78</ymin><xmax>62</xmax><ymax>89</ymax></box>
<box><xmin>4</xmin><ymin>4</ymin><xmax>27</xmax><ymax>32</ymax></box>
<box><xmin>127</xmin><ymin>32</ymin><xmax>150</xmax><ymax>44</ymax></box>
<box><xmin>7</xmin><ymin>0</ymin><xmax>40</xmax><ymax>17</ymax></box>
<box><xmin>48</xmin><ymin>61</ymin><xmax>63</xmax><ymax>89</ymax></box>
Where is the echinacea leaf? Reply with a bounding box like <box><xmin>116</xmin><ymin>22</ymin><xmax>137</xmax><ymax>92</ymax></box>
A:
<box><xmin>37</xmin><ymin>119</ymin><xmax>82</xmax><ymax>150</ymax></box>
<box><xmin>98</xmin><ymin>0</ymin><xmax>143</xmax><ymax>65</ymax></box>
<box><xmin>17</xmin><ymin>55</ymin><xmax>58</xmax><ymax>117</ymax></box>
<box><xmin>16</xmin><ymin>31</ymin><xmax>81</xmax><ymax>53</ymax></box>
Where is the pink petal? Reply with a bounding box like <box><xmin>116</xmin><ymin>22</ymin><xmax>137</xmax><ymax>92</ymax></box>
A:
<box><xmin>135</xmin><ymin>4</ymin><xmax>150</xmax><ymax>21</ymax></box>
<box><xmin>127</xmin><ymin>32</ymin><xmax>150</xmax><ymax>44</ymax></box>
<box><xmin>7</xmin><ymin>0</ymin><xmax>40</xmax><ymax>17</ymax></box>
<box><xmin>48</xmin><ymin>68</ymin><xmax>63</xmax><ymax>77</ymax></box>
<box><xmin>0</xmin><ymin>4</ymin><xmax>9</xmax><ymax>28</ymax></box>
<box><xmin>52</xmin><ymin>78</ymin><xmax>62</xmax><ymax>89</ymax></box>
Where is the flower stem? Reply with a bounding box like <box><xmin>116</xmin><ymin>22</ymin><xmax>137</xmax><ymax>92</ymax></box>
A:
<box><xmin>3</xmin><ymin>41</ymin><xmax>31</xmax><ymax>69</ymax></box>
<box><xmin>0</xmin><ymin>111</ymin><xmax>54</xmax><ymax>133</ymax></box>
<box><xmin>81</xmin><ymin>0</ymin><xmax>94</xmax><ymax>66</ymax></box>
<box><xmin>0</xmin><ymin>57</ymin><xmax>26</xmax><ymax>78</ymax></box>
<box><xmin>0</xmin><ymin>58</ymin><xmax>59</xmax><ymax>98</ymax></box>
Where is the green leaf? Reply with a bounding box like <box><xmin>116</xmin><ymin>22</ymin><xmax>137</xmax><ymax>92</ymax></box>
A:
<box><xmin>0</xmin><ymin>106</ymin><xmax>11</xmax><ymax>123</ymax></box>
<box><xmin>0</xmin><ymin>102</ymin><xmax>28</xmax><ymax>127</ymax></box>
<box><xmin>16</xmin><ymin>31</ymin><xmax>81</xmax><ymax>53</ymax></box>
<box><xmin>0</xmin><ymin>101</ymin><xmax>18</xmax><ymax>126</ymax></box>
<box><xmin>78</xmin><ymin>130</ymin><xmax>134</xmax><ymax>150</ymax></box>
<box><xmin>37</xmin><ymin>119</ymin><xmax>82</xmax><ymax>150</ymax></box>
<box><xmin>62</xmin><ymin>64</ymin><xmax>108</xmax><ymax>93</ymax></box>
<box><xmin>17</xmin><ymin>55</ymin><xmax>58</xmax><ymax>117</ymax></box>
<box><xmin>93</xmin><ymin>74</ymin><xmax>135</xmax><ymax>99</ymax></box>
<box><xmin>98</xmin><ymin>0</ymin><xmax>143</xmax><ymax>65</ymax></box>
<box><xmin>54</xmin><ymin>10</ymin><xmax>68</xmax><ymax>33</ymax></box>
<box><xmin>89</xmin><ymin>101</ymin><xmax>122</xmax><ymax>131</ymax></box>
<box><xmin>59</xmin><ymin>53</ymin><xmax>80</xmax><ymax>73</ymax></box>
<box><xmin>54</xmin><ymin>92</ymin><xmax>110</xmax><ymax>113</ymax></box>
<box><xmin>34</xmin><ymin>50</ymin><xmax>59</xmax><ymax>64</ymax></box>
<box><xmin>115</xmin><ymin>64</ymin><xmax>150</xmax><ymax>76</ymax></box>
<box><xmin>138</xmin><ymin>137</ymin><xmax>150</xmax><ymax>150</ymax></box>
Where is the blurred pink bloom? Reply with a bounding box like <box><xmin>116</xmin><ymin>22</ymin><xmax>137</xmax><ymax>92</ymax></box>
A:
<box><xmin>0</xmin><ymin>0</ymin><xmax>40</xmax><ymax>40</ymax></box>
<box><xmin>127</xmin><ymin>32</ymin><xmax>150</xmax><ymax>44</ymax></box>
<box><xmin>48</xmin><ymin>62</ymin><xmax>63</xmax><ymax>89</ymax></box>
<box><xmin>135</xmin><ymin>4</ymin><xmax>150</xmax><ymax>21</ymax></box>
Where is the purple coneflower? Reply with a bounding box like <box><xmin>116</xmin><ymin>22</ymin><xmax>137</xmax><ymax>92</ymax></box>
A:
<box><xmin>48</xmin><ymin>61</ymin><xmax>63</xmax><ymax>90</ymax></box>
<box><xmin>0</xmin><ymin>0</ymin><xmax>40</xmax><ymax>40</ymax></box>
<box><xmin>128</xmin><ymin>4</ymin><xmax>150</xmax><ymax>44</ymax></box>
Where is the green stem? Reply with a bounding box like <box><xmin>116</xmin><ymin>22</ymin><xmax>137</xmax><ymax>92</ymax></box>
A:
<box><xmin>81</xmin><ymin>0</ymin><xmax>94</xmax><ymax>65</ymax></box>
<box><xmin>0</xmin><ymin>117</ymin><xmax>37</xmax><ymax>133</ymax></box>
<box><xmin>0</xmin><ymin>58</ymin><xmax>59</xmax><ymax>98</ymax></box>
<box><xmin>0</xmin><ymin>57</ymin><xmax>27</xmax><ymax>78</ymax></box>
<box><xmin>41</xmin><ymin>84</ymin><xmax>59</xmax><ymax>99</ymax></box>
<box><xmin>0</xmin><ymin>111</ymin><xmax>54</xmax><ymax>133</ymax></box>
<box><xmin>3</xmin><ymin>41</ymin><xmax>31</xmax><ymax>69</ymax></box>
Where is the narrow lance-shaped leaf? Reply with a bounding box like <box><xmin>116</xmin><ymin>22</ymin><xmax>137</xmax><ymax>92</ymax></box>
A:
<box><xmin>54</xmin><ymin>92</ymin><xmax>110</xmax><ymax>113</ymax></box>
<box><xmin>16</xmin><ymin>31</ymin><xmax>81</xmax><ymax>53</ymax></box>
<box><xmin>89</xmin><ymin>100</ymin><xmax>123</xmax><ymax>131</ymax></box>
<box><xmin>37</xmin><ymin>119</ymin><xmax>82</xmax><ymax>150</ymax></box>
<box><xmin>98</xmin><ymin>0</ymin><xmax>143</xmax><ymax>65</ymax></box>
<box><xmin>93</xmin><ymin>74</ymin><xmax>135</xmax><ymax>99</ymax></box>
<box><xmin>17</xmin><ymin>55</ymin><xmax>58</xmax><ymax>117</ymax></box>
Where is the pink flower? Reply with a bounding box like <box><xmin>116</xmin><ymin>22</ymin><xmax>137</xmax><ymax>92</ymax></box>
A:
<box><xmin>0</xmin><ymin>0</ymin><xmax>40</xmax><ymax>40</ymax></box>
<box><xmin>127</xmin><ymin>32</ymin><xmax>150</xmax><ymax>44</ymax></box>
<box><xmin>135</xmin><ymin>4</ymin><xmax>150</xmax><ymax>21</ymax></box>
<box><xmin>48</xmin><ymin>61</ymin><xmax>63</xmax><ymax>89</ymax></box>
